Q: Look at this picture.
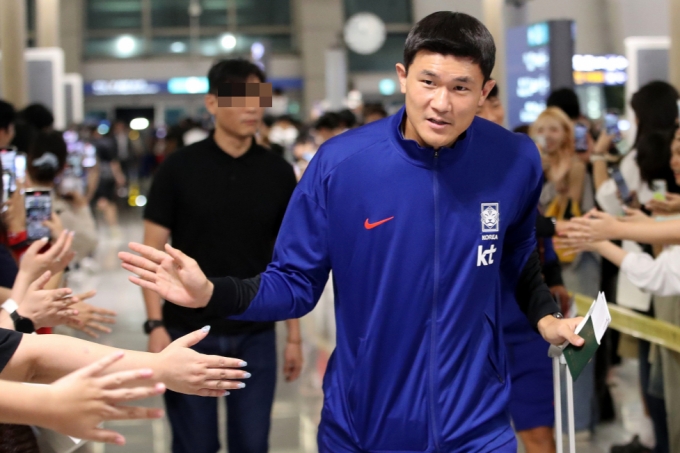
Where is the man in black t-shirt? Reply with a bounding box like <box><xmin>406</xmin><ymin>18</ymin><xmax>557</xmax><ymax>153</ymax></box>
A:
<box><xmin>142</xmin><ymin>59</ymin><xmax>301</xmax><ymax>453</ymax></box>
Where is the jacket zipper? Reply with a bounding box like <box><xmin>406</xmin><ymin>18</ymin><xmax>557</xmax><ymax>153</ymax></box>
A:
<box><xmin>429</xmin><ymin>149</ymin><xmax>441</xmax><ymax>452</ymax></box>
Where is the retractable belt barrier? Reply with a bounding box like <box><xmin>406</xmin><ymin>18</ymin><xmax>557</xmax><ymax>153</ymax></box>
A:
<box><xmin>574</xmin><ymin>294</ymin><xmax>680</xmax><ymax>354</ymax></box>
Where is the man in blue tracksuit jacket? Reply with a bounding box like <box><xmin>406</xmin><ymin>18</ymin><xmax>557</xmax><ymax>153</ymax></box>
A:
<box><xmin>121</xmin><ymin>11</ymin><xmax>585</xmax><ymax>453</ymax></box>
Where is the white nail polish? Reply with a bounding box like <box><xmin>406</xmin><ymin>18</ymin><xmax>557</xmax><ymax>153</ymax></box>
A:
<box><xmin>201</xmin><ymin>325</ymin><xmax>211</xmax><ymax>333</ymax></box>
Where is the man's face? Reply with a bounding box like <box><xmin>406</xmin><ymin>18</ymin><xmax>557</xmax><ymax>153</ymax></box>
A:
<box><xmin>396</xmin><ymin>51</ymin><xmax>495</xmax><ymax>149</ymax></box>
<box><xmin>477</xmin><ymin>96</ymin><xmax>505</xmax><ymax>126</ymax></box>
<box><xmin>204</xmin><ymin>74</ymin><xmax>268</xmax><ymax>139</ymax></box>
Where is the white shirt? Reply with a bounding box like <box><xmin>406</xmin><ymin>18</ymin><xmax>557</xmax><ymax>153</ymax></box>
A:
<box><xmin>620</xmin><ymin>245</ymin><xmax>680</xmax><ymax>296</ymax></box>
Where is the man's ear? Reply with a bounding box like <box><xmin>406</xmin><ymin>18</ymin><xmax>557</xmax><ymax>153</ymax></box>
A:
<box><xmin>478</xmin><ymin>79</ymin><xmax>497</xmax><ymax>107</ymax></box>
<box><xmin>396</xmin><ymin>63</ymin><xmax>407</xmax><ymax>94</ymax></box>
<box><xmin>204</xmin><ymin>93</ymin><xmax>218</xmax><ymax>116</ymax></box>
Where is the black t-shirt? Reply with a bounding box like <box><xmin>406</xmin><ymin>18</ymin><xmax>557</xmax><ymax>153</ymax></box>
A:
<box><xmin>0</xmin><ymin>328</ymin><xmax>22</xmax><ymax>373</ymax></box>
<box><xmin>144</xmin><ymin>134</ymin><xmax>297</xmax><ymax>335</ymax></box>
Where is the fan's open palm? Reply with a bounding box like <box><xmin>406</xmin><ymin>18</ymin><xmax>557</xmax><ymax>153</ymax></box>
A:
<box><xmin>119</xmin><ymin>243</ymin><xmax>213</xmax><ymax>308</ymax></box>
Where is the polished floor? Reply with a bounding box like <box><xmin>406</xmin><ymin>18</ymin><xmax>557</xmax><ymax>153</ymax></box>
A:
<box><xmin>54</xmin><ymin>210</ymin><xmax>649</xmax><ymax>453</ymax></box>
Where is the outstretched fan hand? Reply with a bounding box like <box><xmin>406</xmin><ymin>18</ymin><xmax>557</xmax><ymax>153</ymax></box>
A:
<box><xmin>119</xmin><ymin>243</ymin><xmax>213</xmax><ymax>309</ymax></box>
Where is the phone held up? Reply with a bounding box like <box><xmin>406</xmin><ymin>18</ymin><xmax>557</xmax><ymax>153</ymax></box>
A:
<box><xmin>609</xmin><ymin>166</ymin><xmax>634</xmax><ymax>206</ymax></box>
<box><xmin>25</xmin><ymin>188</ymin><xmax>53</xmax><ymax>242</ymax></box>
<box><xmin>574</xmin><ymin>123</ymin><xmax>589</xmax><ymax>153</ymax></box>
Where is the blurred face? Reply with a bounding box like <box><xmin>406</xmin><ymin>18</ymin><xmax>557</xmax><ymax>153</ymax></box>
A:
<box><xmin>532</xmin><ymin>117</ymin><xmax>566</xmax><ymax>155</ymax></box>
<box><xmin>670</xmin><ymin>129</ymin><xmax>680</xmax><ymax>185</ymax></box>
<box><xmin>396</xmin><ymin>51</ymin><xmax>495</xmax><ymax>149</ymax></box>
<box><xmin>477</xmin><ymin>96</ymin><xmax>505</xmax><ymax>126</ymax></box>
<box><xmin>204</xmin><ymin>74</ymin><xmax>264</xmax><ymax>140</ymax></box>
<box><xmin>0</xmin><ymin>124</ymin><xmax>15</xmax><ymax>147</ymax></box>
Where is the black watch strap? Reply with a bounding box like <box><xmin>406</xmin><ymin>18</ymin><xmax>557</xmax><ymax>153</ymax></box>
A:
<box><xmin>143</xmin><ymin>319</ymin><xmax>164</xmax><ymax>334</ymax></box>
<box><xmin>11</xmin><ymin>311</ymin><xmax>36</xmax><ymax>334</ymax></box>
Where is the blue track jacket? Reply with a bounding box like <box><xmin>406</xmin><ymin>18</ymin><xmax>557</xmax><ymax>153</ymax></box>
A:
<box><xmin>231</xmin><ymin>108</ymin><xmax>544</xmax><ymax>452</ymax></box>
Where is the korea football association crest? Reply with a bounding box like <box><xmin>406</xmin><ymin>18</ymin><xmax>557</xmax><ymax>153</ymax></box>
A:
<box><xmin>481</xmin><ymin>203</ymin><xmax>499</xmax><ymax>233</ymax></box>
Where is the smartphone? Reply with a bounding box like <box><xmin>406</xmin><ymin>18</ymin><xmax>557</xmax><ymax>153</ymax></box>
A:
<box><xmin>605</xmin><ymin>113</ymin><xmax>622</xmax><ymax>144</ymax></box>
<box><xmin>0</xmin><ymin>148</ymin><xmax>17</xmax><ymax>193</ymax></box>
<box><xmin>575</xmin><ymin>123</ymin><xmax>588</xmax><ymax>153</ymax></box>
<box><xmin>13</xmin><ymin>154</ymin><xmax>26</xmax><ymax>188</ymax></box>
<box><xmin>609</xmin><ymin>167</ymin><xmax>633</xmax><ymax>205</ymax></box>
<box><xmin>25</xmin><ymin>189</ymin><xmax>52</xmax><ymax>241</ymax></box>
<box><xmin>652</xmin><ymin>179</ymin><xmax>668</xmax><ymax>201</ymax></box>
<box><xmin>2</xmin><ymin>172</ymin><xmax>10</xmax><ymax>206</ymax></box>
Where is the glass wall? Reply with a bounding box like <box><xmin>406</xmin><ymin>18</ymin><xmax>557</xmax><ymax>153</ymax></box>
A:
<box><xmin>85</xmin><ymin>0</ymin><xmax>293</xmax><ymax>58</ymax></box>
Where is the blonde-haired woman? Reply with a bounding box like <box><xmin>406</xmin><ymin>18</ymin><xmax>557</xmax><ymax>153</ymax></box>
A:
<box><xmin>530</xmin><ymin>107</ymin><xmax>587</xmax><ymax>216</ymax></box>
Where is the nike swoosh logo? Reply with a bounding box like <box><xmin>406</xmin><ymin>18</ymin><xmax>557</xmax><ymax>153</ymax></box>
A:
<box><xmin>364</xmin><ymin>216</ymin><xmax>395</xmax><ymax>230</ymax></box>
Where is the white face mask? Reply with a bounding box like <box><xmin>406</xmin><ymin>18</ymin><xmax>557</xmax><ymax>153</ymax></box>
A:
<box><xmin>269</xmin><ymin>125</ymin><xmax>299</xmax><ymax>147</ymax></box>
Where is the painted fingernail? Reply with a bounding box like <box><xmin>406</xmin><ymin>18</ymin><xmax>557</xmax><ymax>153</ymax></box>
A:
<box><xmin>40</xmin><ymin>237</ymin><xmax>49</xmax><ymax>242</ymax></box>
<box><xmin>243</xmin><ymin>372</ymin><xmax>252</xmax><ymax>379</ymax></box>
<box><xmin>238</xmin><ymin>361</ymin><xmax>247</xmax><ymax>367</ymax></box>
<box><xmin>70</xmin><ymin>231</ymin><xmax>75</xmax><ymax>237</ymax></box>
<box><xmin>224</xmin><ymin>391</ymin><xmax>230</xmax><ymax>396</ymax></box>
<box><xmin>201</xmin><ymin>325</ymin><xmax>211</xmax><ymax>333</ymax></box>
<box><xmin>237</xmin><ymin>383</ymin><xmax>246</xmax><ymax>389</ymax></box>
<box><xmin>139</xmin><ymin>368</ymin><xmax>153</xmax><ymax>377</ymax></box>
<box><xmin>115</xmin><ymin>436</ymin><xmax>125</xmax><ymax>445</ymax></box>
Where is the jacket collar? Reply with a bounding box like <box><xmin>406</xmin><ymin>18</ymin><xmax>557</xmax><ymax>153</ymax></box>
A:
<box><xmin>388</xmin><ymin>106</ymin><xmax>472</xmax><ymax>169</ymax></box>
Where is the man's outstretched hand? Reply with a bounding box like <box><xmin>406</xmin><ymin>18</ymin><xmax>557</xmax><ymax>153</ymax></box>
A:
<box><xmin>537</xmin><ymin>315</ymin><xmax>585</xmax><ymax>347</ymax></box>
<box><xmin>119</xmin><ymin>243</ymin><xmax>214</xmax><ymax>309</ymax></box>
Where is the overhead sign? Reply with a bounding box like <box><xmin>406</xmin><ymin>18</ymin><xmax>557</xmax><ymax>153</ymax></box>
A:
<box><xmin>506</xmin><ymin>20</ymin><xmax>575</xmax><ymax>129</ymax></box>
<box><xmin>572</xmin><ymin>54</ymin><xmax>628</xmax><ymax>86</ymax></box>
<box><xmin>84</xmin><ymin>77</ymin><xmax>303</xmax><ymax>96</ymax></box>
<box><xmin>89</xmin><ymin>79</ymin><xmax>164</xmax><ymax>96</ymax></box>
<box><xmin>168</xmin><ymin>77</ymin><xmax>209</xmax><ymax>94</ymax></box>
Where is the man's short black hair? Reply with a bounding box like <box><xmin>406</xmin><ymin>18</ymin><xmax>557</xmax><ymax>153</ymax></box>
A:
<box><xmin>403</xmin><ymin>11</ymin><xmax>496</xmax><ymax>82</ymax></box>
<box><xmin>315</xmin><ymin>112</ymin><xmax>341</xmax><ymax>131</ymax></box>
<box><xmin>20</xmin><ymin>103</ymin><xmax>54</xmax><ymax>130</ymax></box>
<box><xmin>0</xmin><ymin>100</ymin><xmax>15</xmax><ymax>132</ymax></box>
<box><xmin>546</xmin><ymin>88</ymin><xmax>581</xmax><ymax>120</ymax></box>
<box><xmin>488</xmin><ymin>84</ymin><xmax>499</xmax><ymax>99</ymax></box>
<box><xmin>207</xmin><ymin>59</ymin><xmax>266</xmax><ymax>95</ymax></box>
<box><xmin>363</xmin><ymin>103</ymin><xmax>388</xmax><ymax>118</ymax></box>
<box><xmin>337</xmin><ymin>109</ymin><xmax>357</xmax><ymax>129</ymax></box>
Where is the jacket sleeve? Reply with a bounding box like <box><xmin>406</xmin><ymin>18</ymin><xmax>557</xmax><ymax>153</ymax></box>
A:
<box><xmin>535</xmin><ymin>215</ymin><xmax>556</xmax><ymax>238</ymax></box>
<box><xmin>203</xmin><ymin>153</ymin><xmax>331</xmax><ymax>322</ymax></box>
<box><xmin>501</xmin><ymin>139</ymin><xmax>559</xmax><ymax>329</ymax></box>
<box><xmin>620</xmin><ymin>247</ymin><xmax>680</xmax><ymax>297</ymax></box>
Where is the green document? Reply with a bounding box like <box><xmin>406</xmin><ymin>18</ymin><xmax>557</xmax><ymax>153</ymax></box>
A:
<box><xmin>563</xmin><ymin>316</ymin><xmax>599</xmax><ymax>382</ymax></box>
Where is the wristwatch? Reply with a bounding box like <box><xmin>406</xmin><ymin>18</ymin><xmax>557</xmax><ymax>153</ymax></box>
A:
<box><xmin>1</xmin><ymin>299</ymin><xmax>36</xmax><ymax>334</ymax></box>
<box><xmin>552</xmin><ymin>312</ymin><xmax>564</xmax><ymax>319</ymax></box>
<box><xmin>143</xmin><ymin>319</ymin><xmax>164</xmax><ymax>334</ymax></box>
